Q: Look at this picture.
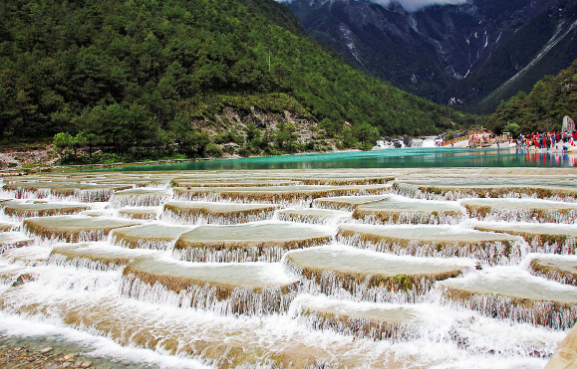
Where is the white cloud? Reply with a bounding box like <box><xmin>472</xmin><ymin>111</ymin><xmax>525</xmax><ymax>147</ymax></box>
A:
<box><xmin>371</xmin><ymin>0</ymin><xmax>468</xmax><ymax>12</ymax></box>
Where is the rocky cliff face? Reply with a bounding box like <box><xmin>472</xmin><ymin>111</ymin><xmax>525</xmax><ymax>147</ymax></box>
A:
<box><xmin>287</xmin><ymin>0</ymin><xmax>577</xmax><ymax>112</ymax></box>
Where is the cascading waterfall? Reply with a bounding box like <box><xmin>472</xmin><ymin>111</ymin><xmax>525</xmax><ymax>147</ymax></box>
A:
<box><xmin>276</xmin><ymin>211</ymin><xmax>348</xmax><ymax>226</ymax></box>
<box><xmin>393</xmin><ymin>182</ymin><xmax>577</xmax><ymax>203</ymax></box>
<box><xmin>109</xmin><ymin>190</ymin><xmax>173</xmax><ymax>208</ymax></box>
<box><xmin>120</xmin><ymin>273</ymin><xmax>297</xmax><ymax>316</ymax></box>
<box><xmin>161</xmin><ymin>209</ymin><xmax>275</xmax><ymax>226</ymax></box>
<box><xmin>529</xmin><ymin>235</ymin><xmax>577</xmax><ymax>254</ymax></box>
<box><xmin>172</xmin><ymin>246</ymin><xmax>289</xmax><ymax>263</ymax></box>
<box><xmin>337</xmin><ymin>232</ymin><xmax>529</xmax><ymax>266</ymax></box>
<box><xmin>467</xmin><ymin>206</ymin><xmax>577</xmax><ymax>224</ymax></box>
<box><xmin>1</xmin><ymin>171</ymin><xmax>576</xmax><ymax>368</ymax></box>
<box><xmin>291</xmin><ymin>303</ymin><xmax>420</xmax><ymax>341</ymax></box>
<box><xmin>110</xmin><ymin>233</ymin><xmax>178</xmax><ymax>251</ymax></box>
<box><xmin>353</xmin><ymin>211</ymin><xmax>465</xmax><ymax>225</ymax></box>
<box><xmin>441</xmin><ymin>287</ymin><xmax>577</xmax><ymax>330</ymax></box>
<box><xmin>48</xmin><ymin>253</ymin><xmax>124</xmax><ymax>272</ymax></box>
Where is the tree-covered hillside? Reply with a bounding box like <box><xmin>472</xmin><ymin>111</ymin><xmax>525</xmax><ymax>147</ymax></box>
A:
<box><xmin>487</xmin><ymin>60</ymin><xmax>577</xmax><ymax>134</ymax></box>
<box><xmin>0</xmin><ymin>0</ymin><xmax>475</xmax><ymax>161</ymax></box>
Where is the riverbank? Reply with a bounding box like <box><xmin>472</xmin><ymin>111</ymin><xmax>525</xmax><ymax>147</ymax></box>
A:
<box><xmin>0</xmin><ymin>146</ymin><xmax>366</xmax><ymax>174</ymax></box>
<box><xmin>0</xmin><ymin>334</ymin><xmax>140</xmax><ymax>369</ymax></box>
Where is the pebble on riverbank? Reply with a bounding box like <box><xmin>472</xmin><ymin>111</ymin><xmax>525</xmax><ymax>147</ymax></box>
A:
<box><xmin>0</xmin><ymin>336</ymin><xmax>144</xmax><ymax>369</ymax></box>
<box><xmin>0</xmin><ymin>344</ymin><xmax>104</xmax><ymax>369</ymax></box>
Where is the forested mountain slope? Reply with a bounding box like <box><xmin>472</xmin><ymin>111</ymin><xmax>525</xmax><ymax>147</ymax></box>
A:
<box><xmin>0</xmin><ymin>0</ymin><xmax>474</xmax><ymax>161</ymax></box>
<box><xmin>287</xmin><ymin>0</ymin><xmax>577</xmax><ymax>112</ymax></box>
<box><xmin>487</xmin><ymin>60</ymin><xmax>577</xmax><ymax>134</ymax></box>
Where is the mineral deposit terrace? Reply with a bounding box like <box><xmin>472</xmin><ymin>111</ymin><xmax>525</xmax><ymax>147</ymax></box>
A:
<box><xmin>0</xmin><ymin>167</ymin><xmax>576</xmax><ymax>369</ymax></box>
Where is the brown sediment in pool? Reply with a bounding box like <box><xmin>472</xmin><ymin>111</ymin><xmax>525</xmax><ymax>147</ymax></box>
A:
<box><xmin>440</xmin><ymin>274</ymin><xmax>577</xmax><ymax>329</ymax></box>
<box><xmin>163</xmin><ymin>201</ymin><xmax>277</xmax><ymax>225</ymax></box>
<box><xmin>0</xmin><ymin>294</ymin><xmax>414</xmax><ymax>369</ymax></box>
<box><xmin>171</xmin><ymin>179</ymin><xmax>298</xmax><ymax>188</ymax></box>
<box><xmin>284</xmin><ymin>246</ymin><xmax>474</xmax><ymax>302</ymax></box>
<box><xmin>461</xmin><ymin>198</ymin><xmax>577</xmax><ymax>223</ymax></box>
<box><xmin>0</xmin><ymin>266</ymin><xmax>35</xmax><ymax>287</ymax></box>
<box><xmin>96</xmin><ymin>178</ymin><xmax>172</xmax><ymax>187</ymax></box>
<box><xmin>351</xmin><ymin>198</ymin><xmax>464</xmax><ymax>225</ymax></box>
<box><xmin>416</xmin><ymin>185</ymin><xmax>577</xmax><ymax>200</ymax></box>
<box><xmin>312</xmin><ymin>195</ymin><xmax>390</xmax><ymax>211</ymax></box>
<box><xmin>121</xmin><ymin>258</ymin><xmax>298</xmax><ymax>315</ymax></box>
<box><xmin>1</xmin><ymin>202</ymin><xmax>90</xmax><ymax>218</ymax></box>
<box><xmin>49</xmin><ymin>243</ymin><xmax>157</xmax><ymax>270</ymax></box>
<box><xmin>0</xmin><ymin>232</ymin><xmax>34</xmax><ymax>253</ymax></box>
<box><xmin>23</xmin><ymin>216</ymin><xmax>140</xmax><ymax>243</ymax></box>
<box><xmin>295</xmin><ymin>298</ymin><xmax>417</xmax><ymax>340</ymax></box>
<box><xmin>109</xmin><ymin>188</ymin><xmax>173</xmax><ymax>208</ymax></box>
<box><xmin>294</xmin><ymin>177</ymin><xmax>395</xmax><ymax>186</ymax></box>
<box><xmin>110</xmin><ymin>224</ymin><xmax>191</xmax><ymax>250</ymax></box>
<box><xmin>529</xmin><ymin>256</ymin><xmax>577</xmax><ymax>287</ymax></box>
<box><xmin>2</xmin><ymin>182</ymin><xmax>134</xmax><ymax>202</ymax></box>
<box><xmin>118</xmin><ymin>208</ymin><xmax>159</xmax><ymax>220</ymax></box>
<box><xmin>277</xmin><ymin>209</ymin><xmax>347</xmax><ymax>224</ymax></box>
<box><xmin>172</xmin><ymin>185</ymin><xmax>391</xmax><ymax>204</ymax></box>
<box><xmin>300</xmin><ymin>308</ymin><xmax>414</xmax><ymax>341</ymax></box>
<box><xmin>1</xmin><ymin>246</ymin><xmax>50</xmax><ymax>266</ymax></box>
<box><xmin>473</xmin><ymin>223</ymin><xmax>577</xmax><ymax>254</ymax></box>
<box><xmin>170</xmin><ymin>176</ymin><xmax>394</xmax><ymax>187</ymax></box>
<box><xmin>173</xmin><ymin>223</ymin><xmax>332</xmax><ymax>262</ymax></box>
<box><xmin>337</xmin><ymin>224</ymin><xmax>523</xmax><ymax>265</ymax></box>
<box><xmin>0</xmin><ymin>222</ymin><xmax>15</xmax><ymax>232</ymax></box>
<box><xmin>474</xmin><ymin>229</ymin><xmax>571</xmax><ymax>246</ymax></box>
<box><xmin>442</xmin><ymin>286</ymin><xmax>577</xmax><ymax>329</ymax></box>
<box><xmin>80</xmin><ymin>210</ymin><xmax>114</xmax><ymax>218</ymax></box>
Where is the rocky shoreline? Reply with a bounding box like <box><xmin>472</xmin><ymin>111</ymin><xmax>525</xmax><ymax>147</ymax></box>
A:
<box><xmin>0</xmin><ymin>335</ymin><xmax>147</xmax><ymax>369</ymax></box>
<box><xmin>1</xmin><ymin>345</ymin><xmax>93</xmax><ymax>369</ymax></box>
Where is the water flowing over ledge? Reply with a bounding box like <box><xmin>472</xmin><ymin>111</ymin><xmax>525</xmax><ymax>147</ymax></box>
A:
<box><xmin>337</xmin><ymin>224</ymin><xmax>527</xmax><ymax>266</ymax></box>
<box><xmin>1</xmin><ymin>167</ymin><xmax>577</xmax><ymax>368</ymax></box>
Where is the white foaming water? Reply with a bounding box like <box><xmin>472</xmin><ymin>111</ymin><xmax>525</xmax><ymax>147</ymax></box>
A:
<box><xmin>420</xmin><ymin>138</ymin><xmax>437</xmax><ymax>148</ymax></box>
<box><xmin>0</xmin><ymin>312</ymin><xmax>209</xmax><ymax>369</ymax></box>
<box><xmin>439</xmin><ymin>265</ymin><xmax>577</xmax><ymax>302</ymax></box>
<box><xmin>0</xmin><ymin>264</ymin><xmax>558</xmax><ymax>368</ymax></box>
<box><xmin>0</xmin><ymin>175</ymin><xmax>573</xmax><ymax>368</ymax></box>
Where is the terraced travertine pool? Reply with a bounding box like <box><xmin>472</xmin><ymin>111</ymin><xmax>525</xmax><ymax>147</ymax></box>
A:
<box><xmin>3</xmin><ymin>168</ymin><xmax>577</xmax><ymax>368</ymax></box>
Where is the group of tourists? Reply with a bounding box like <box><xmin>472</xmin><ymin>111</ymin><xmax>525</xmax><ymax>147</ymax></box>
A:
<box><xmin>516</xmin><ymin>130</ymin><xmax>577</xmax><ymax>151</ymax></box>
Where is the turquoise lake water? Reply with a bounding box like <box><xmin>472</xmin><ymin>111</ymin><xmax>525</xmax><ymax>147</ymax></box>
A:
<box><xmin>96</xmin><ymin>148</ymin><xmax>577</xmax><ymax>171</ymax></box>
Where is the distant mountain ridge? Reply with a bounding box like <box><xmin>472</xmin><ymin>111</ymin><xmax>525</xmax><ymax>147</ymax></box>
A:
<box><xmin>286</xmin><ymin>0</ymin><xmax>577</xmax><ymax>112</ymax></box>
<box><xmin>487</xmin><ymin>59</ymin><xmax>577</xmax><ymax>134</ymax></box>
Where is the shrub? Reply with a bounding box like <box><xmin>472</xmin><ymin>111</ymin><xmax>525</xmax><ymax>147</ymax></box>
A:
<box><xmin>205</xmin><ymin>143</ymin><xmax>223</xmax><ymax>157</ymax></box>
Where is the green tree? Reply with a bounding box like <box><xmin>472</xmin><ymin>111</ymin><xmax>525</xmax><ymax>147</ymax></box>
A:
<box><xmin>54</xmin><ymin>132</ymin><xmax>73</xmax><ymax>164</ymax></box>
<box><xmin>188</xmin><ymin>131</ymin><xmax>211</xmax><ymax>158</ymax></box>
<box><xmin>503</xmin><ymin>122</ymin><xmax>521</xmax><ymax>137</ymax></box>
<box><xmin>71</xmin><ymin>133</ymin><xmax>87</xmax><ymax>164</ymax></box>
<box><xmin>352</xmin><ymin>122</ymin><xmax>379</xmax><ymax>150</ymax></box>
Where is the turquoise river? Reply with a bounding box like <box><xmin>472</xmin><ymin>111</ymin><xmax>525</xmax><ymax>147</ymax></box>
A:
<box><xmin>97</xmin><ymin>148</ymin><xmax>577</xmax><ymax>172</ymax></box>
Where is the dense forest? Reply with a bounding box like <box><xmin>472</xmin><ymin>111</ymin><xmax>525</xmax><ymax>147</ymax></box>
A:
<box><xmin>0</xmin><ymin>0</ymin><xmax>478</xmax><ymax>163</ymax></box>
<box><xmin>487</xmin><ymin>60</ymin><xmax>577</xmax><ymax>134</ymax></box>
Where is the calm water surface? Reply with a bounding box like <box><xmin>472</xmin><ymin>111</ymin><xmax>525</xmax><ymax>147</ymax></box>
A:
<box><xmin>97</xmin><ymin>148</ymin><xmax>577</xmax><ymax>171</ymax></box>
